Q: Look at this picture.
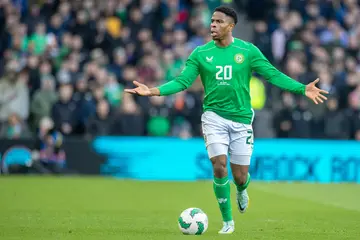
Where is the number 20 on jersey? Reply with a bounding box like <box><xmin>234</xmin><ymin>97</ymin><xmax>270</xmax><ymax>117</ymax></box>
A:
<box><xmin>215</xmin><ymin>65</ymin><xmax>232</xmax><ymax>80</ymax></box>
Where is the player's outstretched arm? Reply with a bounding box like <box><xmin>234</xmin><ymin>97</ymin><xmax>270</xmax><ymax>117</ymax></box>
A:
<box><xmin>125</xmin><ymin>48</ymin><xmax>200</xmax><ymax>97</ymax></box>
<box><xmin>249</xmin><ymin>44</ymin><xmax>328</xmax><ymax>104</ymax></box>
<box><xmin>124</xmin><ymin>81</ymin><xmax>160</xmax><ymax>96</ymax></box>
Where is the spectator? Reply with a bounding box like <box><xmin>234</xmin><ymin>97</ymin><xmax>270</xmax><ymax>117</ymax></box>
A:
<box><xmin>47</xmin><ymin>13</ymin><xmax>65</xmax><ymax>40</ymax></box>
<box><xmin>70</xmin><ymin>10</ymin><xmax>93</xmax><ymax>50</ymax></box>
<box><xmin>107</xmin><ymin>47</ymin><xmax>127</xmax><ymax>81</ymax></box>
<box><xmin>273</xmin><ymin>92</ymin><xmax>294</xmax><ymax>138</ymax></box>
<box><xmin>72</xmin><ymin>75</ymin><xmax>94</xmax><ymax>132</ymax></box>
<box><xmin>31</xmin><ymin>117</ymin><xmax>66</xmax><ymax>174</ymax></box>
<box><xmin>28</xmin><ymin>22</ymin><xmax>48</xmax><ymax>55</ymax></box>
<box><xmin>115</xmin><ymin>94</ymin><xmax>145</xmax><ymax>136</ymax></box>
<box><xmin>145</xmin><ymin>95</ymin><xmax>171</xmax><ymax>136</ymax></box>
<box><xmin>30</xmin><ymin>75</ymin><xmax>58</xmax><ymax>130</ymax></box>
<box><xmin>324</xmin><ymin>96</ymin><xmax>351</xmax><ymax>139</ymax></box>
<box><xmin>104</xmin><ymin>73</ymin><xmax>123</xmax><ymax>107</ymax></box>
<box><xmin>51</xmin><ymin>84</ymin><xmax>79</xmax><ymax>136</ymax></box>
<box><xmin>0</xmin><ymin>112</ymin><xmax>31</xmax><ymax>139</ymax></box>
<box><xmin>24</xmin><ymin>4</ymin><xmax>44</xmax><ymax>35</ymax></box>
<box><xmin>39</xmin><ymin>60</ymin><xmax>55</xmax><ymax>81</ymax></box>
<box><xmin>291</xmin><ymin>98</ymin><xmax>312</xmax><ymax>139</ymax></box>
<box><xmin>26</xmin><ymin>55</ymin><xmax>41</xmax><ymax>96</ymax></box>
<box><xmin>86</xmin><ymin>100</ymin><xmax>114</xmax><ymax>138</ymax></box>
<box><xmin>272</xmin><ymin>20</ymin><xmax>293</xmax><ymax>65</ymax></box>
<box><xmin>253</xmin><ymin>21</ymin><xmax>273</xmax><ymax>63</ymax></box>
<box><xmin>0</xmin><ymin>61</ymin><xmax>29</xmax><ymax>122</ymax></box>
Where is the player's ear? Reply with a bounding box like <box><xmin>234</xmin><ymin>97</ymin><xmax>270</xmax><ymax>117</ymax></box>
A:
<box><xmin>227</xmin><ymin>23</ymin><xmax>235</xmax><ymax>31</ymax></box>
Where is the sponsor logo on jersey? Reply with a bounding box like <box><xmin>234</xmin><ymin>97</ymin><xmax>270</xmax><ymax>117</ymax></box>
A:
<box><xmin>206</xmin><ymin>56</ymin><xmax>213</xmax><ymax>62</ymax></box>
<box><xmin>234</xmin><ymin>53</ymin><xmax>245</xmax><ymax>64</ymax></box>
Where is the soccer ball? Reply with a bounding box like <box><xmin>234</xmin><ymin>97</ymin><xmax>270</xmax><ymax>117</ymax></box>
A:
<box><xmin>178</xmin><ymin>207</ymin><xmax>208</xmax><ymax>235</ymax></box>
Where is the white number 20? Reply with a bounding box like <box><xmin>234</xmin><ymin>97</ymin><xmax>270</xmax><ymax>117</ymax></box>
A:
<box><xmin>216</xmin><ymin>65</ymin><xmax>232</xmax><ymax>80</ymax></box>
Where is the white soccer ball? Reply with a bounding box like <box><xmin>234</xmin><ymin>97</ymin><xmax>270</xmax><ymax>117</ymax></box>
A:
<box><xmin>178</xmin><ymin>207</ymin><xmax>208</xmax><ymax>235</ymax></box>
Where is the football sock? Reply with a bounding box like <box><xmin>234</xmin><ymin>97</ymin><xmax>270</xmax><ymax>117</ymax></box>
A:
<box><xmin>235</xmin><ymin>173</ymin><xmax>251</xmax><ymax>192</ymax></box>
<box><xmin>213</xmin><ymin>176</ymin><xmax>233</xmax><ymax>222</ymax></box>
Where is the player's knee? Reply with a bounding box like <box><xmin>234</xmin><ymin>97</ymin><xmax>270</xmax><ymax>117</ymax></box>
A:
<box><xmin>211</xmin><ymin>155</ymin><xmax>227</xmax><ymax>178</ymax></box>
<box><xmin>233</xmin><ymin>172</ymin><xmax>247</xmax><ymax>185</ymax></box>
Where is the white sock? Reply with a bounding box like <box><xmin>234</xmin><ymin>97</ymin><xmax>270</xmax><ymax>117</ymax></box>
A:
<box><xmin>225</xmin><ymin>220</ymin><xmax>234</xmax><ymax>226</ymax></box>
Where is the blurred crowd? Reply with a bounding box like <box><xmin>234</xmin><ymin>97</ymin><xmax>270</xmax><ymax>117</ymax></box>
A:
<box><xmin>246</xmin><ymin>0</ymin><xmax>360</xmax><ymax>140</ymax></box>
<box><xmin>0</xmin><ymin>0</ymin><xmax>359</xmax><ymax>140</ymax></box>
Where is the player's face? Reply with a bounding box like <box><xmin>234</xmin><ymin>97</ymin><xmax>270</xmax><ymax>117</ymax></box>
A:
<box><xmin>210</xmin><ymin>11</ymin><xmax>234</xmax><ymax>40</ymax></box>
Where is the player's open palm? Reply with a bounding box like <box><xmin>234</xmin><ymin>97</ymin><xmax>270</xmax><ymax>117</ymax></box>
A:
<box><xmin>124</xmin><ymin>81</ymin><xmax>151</xmax><ymax>96</ymax></box>
<box><xmin>305</xmin><ymin>78</ymin><xmax>329</xmax><ymax>104</ymax></box>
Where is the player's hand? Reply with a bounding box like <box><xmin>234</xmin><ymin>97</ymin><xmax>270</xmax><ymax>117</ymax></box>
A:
<box><xmin>305</xmin><ymin>78</ymin><xmax>329</xmax><ymax>104</ymax></box>
<box><xmin>124</xmin><ymin>81</ymin><xmax>151</xmax><ymax>96</ymax></box>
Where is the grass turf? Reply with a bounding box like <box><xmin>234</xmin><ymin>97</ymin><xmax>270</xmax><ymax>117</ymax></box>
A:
<box><xmin>0</xmin><ymin>176</ymin><xmax>359</xmax><ymax>240</ymax></box>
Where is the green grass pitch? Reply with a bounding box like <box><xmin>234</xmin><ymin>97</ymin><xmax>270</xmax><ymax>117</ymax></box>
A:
<box><xmin>0</xmin><ymin>176</ymin><xmax>359</xmax><ymax>240</ymax></box>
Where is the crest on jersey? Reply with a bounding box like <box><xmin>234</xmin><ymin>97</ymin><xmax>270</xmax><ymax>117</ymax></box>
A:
<box><xmin>234</xmin><ymin>53</ymin><xmax>245</xmax><ymax>64</ymax></box>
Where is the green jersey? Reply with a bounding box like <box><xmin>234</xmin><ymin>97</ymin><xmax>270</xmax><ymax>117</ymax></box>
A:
<box><xmin>158</xmin><ymin>38</ymin><xmax>306</xmax><ymax>124</ymax></box>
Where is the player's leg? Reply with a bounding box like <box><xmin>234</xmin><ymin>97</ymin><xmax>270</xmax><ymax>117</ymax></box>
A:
<box><xmin>208</xmin><ymin>147</ymin><xmax>234</xmax><ymax>234</ymax></box>
<box><xmin>229</xmin><ymin>123</ymin><xmax>254</xmax><ymax>213</ymax></box>
<box><xmin>230</xmin><ymin>162</ymin><xmax>250</xmax><ymax>213</ymax></box>
<box><xmin>201</xmin><ymin>111</ymin><xmax>234</xmax><ymax>234</ymax></box>
<box><xmin>208</xmin><ymin>147</ymin><xmax>235</xmax><ymax>234</ymax></box>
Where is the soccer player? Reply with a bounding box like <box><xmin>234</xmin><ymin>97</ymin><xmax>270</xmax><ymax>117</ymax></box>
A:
<box><xmin>125</xmin><ymin>6</ymin><xmax>328</xmax><ymax>234</ymax></box>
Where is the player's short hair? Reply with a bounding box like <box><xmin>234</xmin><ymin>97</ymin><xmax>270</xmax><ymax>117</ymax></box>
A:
<box><xmin>214</xmin><ymin>6</ymin><xmax>238</xmax><ymax>25</ymax></box>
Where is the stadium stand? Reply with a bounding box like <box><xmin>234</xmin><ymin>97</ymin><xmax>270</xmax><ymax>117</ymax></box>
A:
<box><xmin>0</xmin><ymin>0</ymin><xmax>359</xmax><ymax>140</ymax></box>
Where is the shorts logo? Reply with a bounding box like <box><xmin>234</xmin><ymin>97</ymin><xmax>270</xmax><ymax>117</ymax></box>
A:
<box><xmin>202</xmin><ymin>125</ymin><xmax>208</xmax><ymax>145</ymax></box>
<box><xmin>203</xmin><ymin>134</ymin><xmax>208</xmax><ymax>145</ymax></box>
<box><xmin>234</xmin><ymin>53</ymin><xmax>245</xmax><ymax>64</ymax></box>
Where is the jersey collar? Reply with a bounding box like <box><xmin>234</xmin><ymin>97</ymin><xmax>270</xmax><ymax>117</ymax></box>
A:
<box><xmin>213</xmin><ymin>37</ymin><xmax>235</xmax><ymax>49</ymax></box>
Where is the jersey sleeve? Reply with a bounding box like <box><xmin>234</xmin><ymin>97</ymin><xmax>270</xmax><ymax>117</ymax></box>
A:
<box><xmin>249</xmin><ymin>44</ymin><xmax>306</xmax><ymax>95</ymax></box>
<box><xmin>158</xmin><ymin>47</ymin><xmax>200</xmax><ymax>96</ymax></box>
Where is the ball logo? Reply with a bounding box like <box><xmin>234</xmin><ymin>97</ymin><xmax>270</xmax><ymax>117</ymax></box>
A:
<box><xmin>234</xmin><ymin>53</ymin><xmax>245</xmax><ymax>64</ymax></box>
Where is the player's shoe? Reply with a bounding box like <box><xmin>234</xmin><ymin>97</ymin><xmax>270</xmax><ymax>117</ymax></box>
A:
<box><xmin>236</xmin><ymin>189</ymin><xmax>249</xmax><ymax>213</ymax></box>
<box><xmin>218</xmin><ymin>220</ymin><xmax>235</xmax><ymax>234</ymax></box>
